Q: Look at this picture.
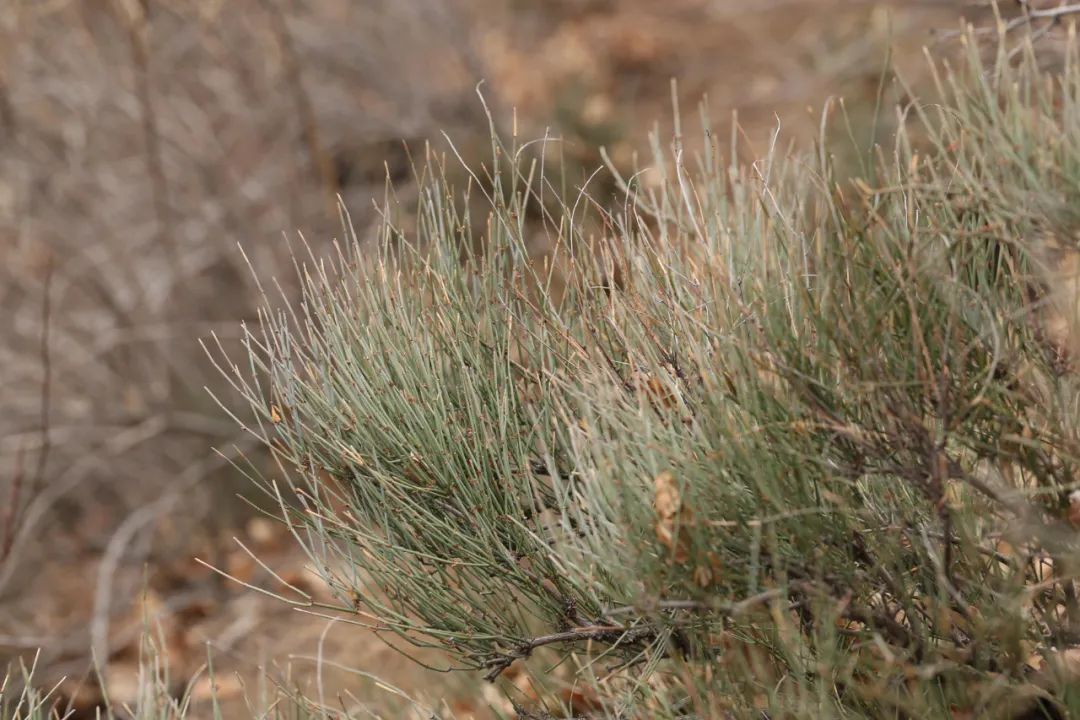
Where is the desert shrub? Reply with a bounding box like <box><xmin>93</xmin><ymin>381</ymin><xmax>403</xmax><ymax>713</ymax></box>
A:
<box><xmin>202</xmin><ymin>28</ymin><xmax>1080</xmax><ymax>720</ymax></box>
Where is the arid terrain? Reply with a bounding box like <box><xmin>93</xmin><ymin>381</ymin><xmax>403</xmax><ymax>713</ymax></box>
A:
<box><xmin>0</xmin><ymin>1</ymin><xmax>1031</xmax><ymax>716</ymax></box>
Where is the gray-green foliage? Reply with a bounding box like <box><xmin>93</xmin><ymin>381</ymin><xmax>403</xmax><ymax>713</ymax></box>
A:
<box><xmin>208</xmin><ymin>31</ymin><xmax>1080</xmax><ymax>719</ymax></box>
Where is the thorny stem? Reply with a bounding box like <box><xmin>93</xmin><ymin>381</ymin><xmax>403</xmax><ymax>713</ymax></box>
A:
<box><xmin>484</xmin><ymin>588</ymin><xmax>790</xmax><ymax>682</ymax></box>
<box><xmin>123</xmin><ymin>1</ymin><xmax>175</xmax><ymax>264</ymax></box>
<box><xmin>483</xmin><ymin>624</ymin><xmax>658</xmax><ymax>682</ymax></box>
<box><xmin>1</xmin><ymin>261</ymin><xmax>51</xmax><ymax>565</ymax></box>
<box><xmin>259</xmin><ymin>0</ymin><xmax>338</xmax><ymax>215</ymax></box>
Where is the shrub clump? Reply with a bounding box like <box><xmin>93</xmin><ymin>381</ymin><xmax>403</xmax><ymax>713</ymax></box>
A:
<box><xmin>211</xmin><ymin>32</ymin><xmax>1080</xmax><ymax>719</ymax></box>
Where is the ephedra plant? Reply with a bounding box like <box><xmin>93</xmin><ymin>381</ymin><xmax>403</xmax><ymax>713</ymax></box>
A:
<box><xmin>209</xmin><ymin>28</ymin><xmax>1080</xmax><ymax>720</ymax></box>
